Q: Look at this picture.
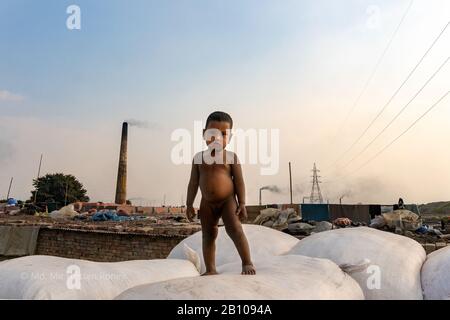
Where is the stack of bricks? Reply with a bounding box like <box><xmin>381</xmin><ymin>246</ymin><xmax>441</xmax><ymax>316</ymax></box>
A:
<box><xmin>77</xmin><ymin>202</ymin><xmax>186</xmax><ymax>216</ymax></box>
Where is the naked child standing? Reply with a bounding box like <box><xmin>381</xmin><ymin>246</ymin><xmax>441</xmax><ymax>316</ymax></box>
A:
<box><xmin>185</xmin><ymin>111</ymin><xmax>256</xmax><ymax>276</ymax></box>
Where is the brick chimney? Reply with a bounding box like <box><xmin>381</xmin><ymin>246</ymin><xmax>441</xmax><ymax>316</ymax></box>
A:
<box><xmin>115</xmin><ymin>122</ymin><xmax>128</xmax><ymax>204</ymax></box>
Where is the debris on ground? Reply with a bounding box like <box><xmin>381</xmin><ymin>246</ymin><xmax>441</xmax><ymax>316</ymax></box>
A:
<box><xmin>288</xmin><ymin>222</ymin><xmax>314</xmax><ymax>235</ymax></box>
<box><xmin>312</xmin><ymin>221</ymin><xmax>333</xmax><ymax>233</ymax></box>
<box><xmin>253</xmin><ymin>208</ymin><xmax>334</xmax><ymax>236</ymax></box>
<box><xmin>49</xmin><ymin>204</ymin><xmax>78</xmax><ymax>220</ymax></box>
<box><xmin>382</xmin><ymin>209</ymin><xmax>422</xmax><ymax>230</ymax></box>
<box><xmin>333</xmin><ymin>217</ymin><xmax>352</xmax><ymax>228</ymax></box>
<box><xmin>253</xmin><ymin>208</ymin><xmax>299</xmax><ymax>231</ymax></box>
<box><xmin>0</xmin><ymin>202</ymin><xmax>21</xmax><ymax>216</ymax></box>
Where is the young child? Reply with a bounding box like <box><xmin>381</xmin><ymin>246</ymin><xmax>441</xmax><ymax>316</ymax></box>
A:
<box><xmin>186</xmin><ymin>111</ymin><xmax>256</xmax><ymax>276</ymax></box>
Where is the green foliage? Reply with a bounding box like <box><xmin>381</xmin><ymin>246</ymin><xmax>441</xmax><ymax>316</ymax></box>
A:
<box><xmin>30</xmin><ymin>173</ymin><xmax>89</xmax><ymax>209</ymax></box>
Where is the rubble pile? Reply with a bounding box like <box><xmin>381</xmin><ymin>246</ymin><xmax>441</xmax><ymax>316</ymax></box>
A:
<box><xmin>252</xmin><ymin>206</ymin><xmax>448</xmax><ymax>243</ymax></box>
<box><xmin>252</xmin><ymin>208</ymin><xmax>348</xmax><ymax>236</ymax></box>
<box><xmin>369</xmin><ymin>209</ymin><xmax>449</xmax><ymax>243</ymax></box>
<box><xmin>0</xmin><ymin>202</ymin><xmax>21</xmax><ymax>216</ymax></box>
<box><xmin>0</xmin><ymin>204</ymin><xmax>200</xmax><ymax>236</ymax></box>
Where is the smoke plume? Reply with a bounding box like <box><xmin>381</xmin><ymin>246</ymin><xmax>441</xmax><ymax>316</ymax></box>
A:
<box><xmin>260</xmin><ymin>185</ymin><xmax>281</xmax><ymax>193</ymax></box>
<box><xmin>125</xmin><ymin>119</ymin><xmax>158</xmax><ymax>130</ymax></box>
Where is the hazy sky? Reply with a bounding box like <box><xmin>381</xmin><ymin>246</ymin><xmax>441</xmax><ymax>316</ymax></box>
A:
<box><xmin>1</xmin><ymin>0</ymin><xmax>449</xmax><ymax>206</ymax></box>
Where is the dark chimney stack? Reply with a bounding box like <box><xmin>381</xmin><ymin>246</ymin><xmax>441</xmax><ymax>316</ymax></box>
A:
<box><xmin>115</xmin><ymin>122</ymin><xmax>128</xmax><ymax>204</ymax></box>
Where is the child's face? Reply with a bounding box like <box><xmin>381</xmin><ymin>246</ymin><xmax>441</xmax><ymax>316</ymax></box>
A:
<box><xmin>203</xmin><ymin>121</ymin><xmax>232</xmax><ymax>150</ymax></box>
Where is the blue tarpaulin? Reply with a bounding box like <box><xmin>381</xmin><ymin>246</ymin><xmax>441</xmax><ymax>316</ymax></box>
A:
<box><xmin>91</xmin><ymin>210</ymin><xmax>147</xmax><ymax>222</ymax></box>
<box><xmin>301</xmin><ymin>204</ymin><xmax>330</xmax><ymax>222</ymax></box>
<box><xmin>7</xmin><ymin>198</ymin><xmax>17</xmax><ymax>206</ymax></box>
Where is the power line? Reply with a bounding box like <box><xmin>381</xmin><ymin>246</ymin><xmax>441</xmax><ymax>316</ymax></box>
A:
<box><xmin>331</xmin><ymin>0</ymin><xmax>415</xmax><ymax>143</ymax></box>
<box><xmin>339</xmin><ymin>90</ymin><xmax>449</xmax><ymax>180</ymax></box>
<box><xmin>331</xmin><ymin>19</ymin><xmax>450</xmax><ymax>168</ymax></box>
<box><xmin>340</xmin><ymin>55</ymin><xmax>449</xmax><ymax>170</ymax></box>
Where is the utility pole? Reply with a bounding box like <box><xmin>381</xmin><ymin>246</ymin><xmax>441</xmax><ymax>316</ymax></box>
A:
<box><xmin>33</xmin><ymin>154</ymin><xmax>43</xmax><ymax>204</ymax></box>
<box><xmin>6</xmin><ymin>177</ymin><xmax>13</xmax><ymax>199</ymax></box>
<box><xmin>309</xmin><ymin>163</ymin><xmax>324</xmax><ymax>204</ymax></box>
<box><xmin>64</xmin><ymin>179</ymin><xmax>69</xmax><ymax>206</ymax></box>
<box><xmin>289</xmin><ymin>162</ymin><xmax>293</xmax><ymax>204</ymax></box>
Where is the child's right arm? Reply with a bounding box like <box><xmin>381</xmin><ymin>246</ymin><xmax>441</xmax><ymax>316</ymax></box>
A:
<box><xmin>186</xmin><ymin>159</ymin><xmax>199</xmax><ymax>221</ymax></box>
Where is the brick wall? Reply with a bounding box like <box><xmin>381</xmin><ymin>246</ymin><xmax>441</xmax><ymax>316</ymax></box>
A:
<box><xmin>35</xmin><ymin>229</ymin><xmax>187</xmax><ymax>262</ymax></box>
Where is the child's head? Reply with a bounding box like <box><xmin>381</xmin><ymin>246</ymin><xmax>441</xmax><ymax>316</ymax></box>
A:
<box><xmin>204</xmin><ymin>111</ymin><xmax>233</xmax><ymax>149</ymax></box>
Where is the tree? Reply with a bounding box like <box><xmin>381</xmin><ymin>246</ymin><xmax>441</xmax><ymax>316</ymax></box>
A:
<box><xmin>31</xmin><ymin>173</ymin><xmax>89</xmax><ymax>209</ymax></box>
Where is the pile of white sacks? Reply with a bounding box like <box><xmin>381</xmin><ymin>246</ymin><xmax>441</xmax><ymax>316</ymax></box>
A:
<box><xmin>0</xmin><ymin>225</ymin><xmax>449</xmax><ymax>300</ymax></box>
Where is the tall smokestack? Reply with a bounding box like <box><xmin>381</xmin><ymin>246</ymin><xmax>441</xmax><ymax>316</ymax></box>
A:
<box><xmin>115</xmin><ymin>122</ymin><xmax>128</xmax><ymax>204</ymax></box>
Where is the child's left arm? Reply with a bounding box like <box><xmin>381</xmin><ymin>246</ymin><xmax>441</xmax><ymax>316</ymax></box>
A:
<box><xmin>231</xmin><ymin>153</ymin><xmax>247</xmax><ymax>221</ymax></box>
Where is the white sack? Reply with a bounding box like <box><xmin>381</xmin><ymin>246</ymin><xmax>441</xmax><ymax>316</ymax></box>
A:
<box><xmin>116</xmin><ymin>255</ymin><xmax>364</xmax><ymax>300</ymax></box>
<box><xmin>421</xmin><ymin>246</ymin><xmax>450</xmax><ymax>300</ymax></box>
<box><xmin>167</xmin><ymin>225</ymin><xmax>299</xmax><ymax>274</ymax></box>
<box><xmin>286</xmin><ymin>227</ymin><xmax>425</xmax><ymax>300</ymax></box>
<box><xmin>0</xmin><ymin>255</ymin><xmax>199</xmax><ymax>300</ymax></box>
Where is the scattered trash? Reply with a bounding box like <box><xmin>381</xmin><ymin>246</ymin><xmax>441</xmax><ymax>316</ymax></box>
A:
<box><xmin>370</xmin><ymin>215</ymin><xmax>386</xmax><ymax>228</ymax></box>
<box><xmin>382</xmin><ymin>209</ymin><xmax>422</xmax><ymax>231</ymax></box>
<box><xmin>74</xmin><ymin>214</ymin><xmax>89</xmax><ymax>221</ymax></box>
<box><xmin>34</xmin><ymin>212</ymin><xmax>49</xmax><ymax>218</ymax></box>
<box><xmin>272</xmin><ymin>209</ymin><xmax>293</xmax><ymax>230</ymax></box>
<box><xmin>262</xmin><ymin>220</ymin><xmax>274</xmax><ymax>228</ymax></box>
<box><xmin>333</xmin><ymin>217</ymin><xmax>352</xmax><ymax>228</ymax></box>
<box><xmin>287</xmin><ymin>216</ymin><xmax>302</xmax><ymax>224</ymax></box>
<box><xmin>312</xmin><ymin>221</ymin><xmax>333</xmax><ymax>233</ymax></box>
<box><xmin>416</xmin><ymin>225</ymin><xmax>429</xmax><ymax>234</ymax></box>
<box><xmin>253</xmin><ymin>208</ymin><xmax>299</xmax><ymax>232</ymax></box>
<box><xmin>49</xmin><ymin>205</ymin><xmax>78</xmax><ymax>220</ymax></box>
<box><xmin>427</xmin><ymin>228</ymin><xmax>443</xmax><ymax>237</ymax></box>
<box><xmin>6</xmin><ymin>209</ymin><xmax>21</xmax><ymax>216</ymax></box>
<box><xmin>253</xmin><ymin>208</ymin><xmax>280</xmax><ymax>225</ymax></box>
<box><xmin>288</xmin><ymin>222</ymin><xmax>314</xmax><ymax>235</ymax></box>
<box><xmin>404</xmin><ymin>231</ymin><xmax>415</xmax><ymax>238</ymax></box>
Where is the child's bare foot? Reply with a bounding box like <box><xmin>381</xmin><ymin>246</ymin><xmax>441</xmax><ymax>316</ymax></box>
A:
<box><xmin>201</xmin><ymin>270</ymin><xmax>218</xmax><ymax>276</ymax></box>
<box><xmin>241</xmin><ymin>264</ymin><xmax>256</xmax><ymax>275</ymax></box>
